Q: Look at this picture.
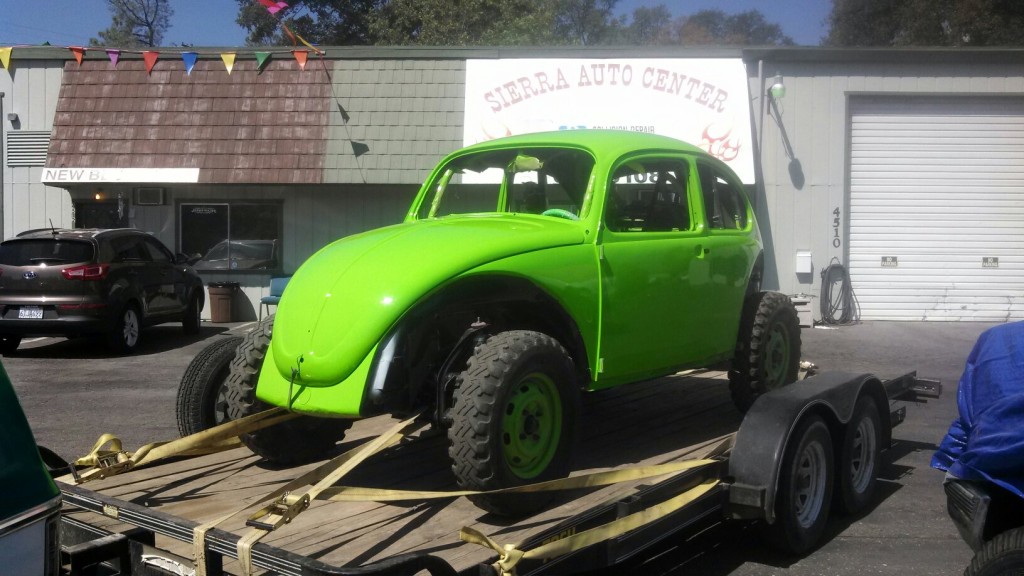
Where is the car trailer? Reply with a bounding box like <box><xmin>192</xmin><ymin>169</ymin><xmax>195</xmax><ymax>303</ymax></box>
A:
<box><xmin>54</xmin><ymin>369</ymin><xmax>940</xmax><ymax>576</ymax></box>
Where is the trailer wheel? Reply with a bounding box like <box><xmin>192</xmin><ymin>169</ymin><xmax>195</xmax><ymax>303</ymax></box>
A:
<box><xmin>448</xmin><ymin>330</ymin><xmax>580</xmax><ymax>516</ymax></box>
<box><xmin>835</xmin><ymin>396</ymin><xmax>881</xmax><ymax>515</ymax></box>
<box><xmin>224</xmin><ymin>315</ymin><xmax>352</xmax><ymax>465</ymax></box>
<box><xmin>762</xmin><ymin>414</ymin><xmax>834</xmax><ymax>555</ymax></box>
<box><xmin>729</xmin><ymin>291</ymin><xmax>801</xmax><ymax>413</ymax></box>
<box><xmin>966</xmin><ymin>527</ymin><xmax>1024</xmax><ymax>576</ymax></box>
<box><xmin>176</xmin><ymin>336</ymin><xmax>243</xmax><ymax>437</ymax></box>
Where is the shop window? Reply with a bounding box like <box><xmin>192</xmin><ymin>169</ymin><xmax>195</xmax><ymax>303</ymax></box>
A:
<box><xmin>179</xmin><ymin>202</ymin><xmax>282</xmax><ymax>273</ymax></box>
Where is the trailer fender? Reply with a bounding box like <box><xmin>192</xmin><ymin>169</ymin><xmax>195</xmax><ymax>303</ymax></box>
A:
<box><xmin>726</xmin><ymin>371</ymin><xmax>891</xmax><ymax>524</ymax></box>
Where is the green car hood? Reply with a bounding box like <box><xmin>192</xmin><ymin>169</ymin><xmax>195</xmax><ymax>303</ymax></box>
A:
<box><xmin>271</xmin><ymin>215</ymin><xmax>586</xmax><ymax>387</ymax></box>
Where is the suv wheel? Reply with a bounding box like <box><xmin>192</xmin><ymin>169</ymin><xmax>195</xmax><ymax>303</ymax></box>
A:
<box><xmin>448</xmin><ymin>330</ymin><xmax>580</xmax><ymax>516</ymax></box>
<box><xmin>0</xmin><ymin>335</ymin><xmax>21</xmax><ymax>354</ymax></box>
<box><xmin>729</xmin><ymin>291</ymin><xmax>801</xmax><ymax>413</ymax></box>
<box><xmin>182</xmin><ymin>292</ymin><xmax>201</xmax><ymax>335</ymax></box>
<box><xmin>107</xmin><ymin>304</ymin><xmax>141</xmax><ymax>354</ymax></box>
<box><xmin>224</xmin><ymin>315</ymin><xmax>352</xmax><ymax>464</ymax></box>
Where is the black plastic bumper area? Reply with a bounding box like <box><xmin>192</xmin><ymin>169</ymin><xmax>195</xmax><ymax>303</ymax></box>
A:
<box><xmin>945</xmin><ymin>479</ymin><xmax>991</xmax><ymax>552</ymax></box>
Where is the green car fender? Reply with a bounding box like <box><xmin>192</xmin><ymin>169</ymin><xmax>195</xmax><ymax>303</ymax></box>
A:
<box><xmin>256</xmin><ymin>215</ymin><xmax>587</xmax><ymax>415</ymax></box>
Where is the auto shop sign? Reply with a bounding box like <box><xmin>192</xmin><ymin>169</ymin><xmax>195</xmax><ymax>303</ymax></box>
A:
<box><xmin>464</xmin><ymin>58</ymin><xmax>755</xmax><ymax>183</ymax></box>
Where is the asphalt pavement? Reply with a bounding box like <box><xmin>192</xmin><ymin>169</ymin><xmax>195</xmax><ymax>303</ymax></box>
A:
<box><xmin>4</xmin><ymin>319</ymin><xmax>999</xmax><ymax>576</ymax></box>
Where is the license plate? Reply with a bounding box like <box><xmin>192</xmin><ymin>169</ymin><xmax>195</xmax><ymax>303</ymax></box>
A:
<box><xmin>18</xmin><ymin>306</ymin><xmax>43</xmax><ymax>319</ymax></box>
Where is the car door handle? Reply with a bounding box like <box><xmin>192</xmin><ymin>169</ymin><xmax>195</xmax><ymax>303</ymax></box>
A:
<box><xmin>695</xmin><ymin>245</ymin><xmax>710</xmax><ymax>258</ymax></box>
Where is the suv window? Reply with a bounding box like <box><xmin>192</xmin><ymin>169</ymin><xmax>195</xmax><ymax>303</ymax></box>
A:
<box><xmin>142</xmin><ymin>237</ymin><xmax>173</xmax><ymax>263</ymax></box>
<box><xmin>606</xmin><ymin>159</ymin><xmax>691</xmax><ymax>233</ymax></box>
<box><xmin>698</xmin><ymin>163</ymin><xmax>748</xmax><ymax>230</ymax></box>
<box><xmin>0</xmin><ymin>239</ymin><xmax>95</xmax><ymax>266</ymax></box>
<box><xmin>110</xmin><ymin>236</ymin><xmax>150</xmax><ymax>263</ymax></box>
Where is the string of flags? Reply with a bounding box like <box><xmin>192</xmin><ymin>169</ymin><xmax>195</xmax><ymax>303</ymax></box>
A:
<box><xmin>0</xmin><ymin>0</ymin><xmax>320</xmax><ymax>75</ymax></box>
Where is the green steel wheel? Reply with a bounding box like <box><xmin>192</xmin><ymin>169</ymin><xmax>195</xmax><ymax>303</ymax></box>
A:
<box><xmin>449</xmin><ymin>330</ymin><xmax>580</xmax><ymax>516</ymax></box>
<box><xmin>729</xmin><ymin>291</ymin><xmax>801</xmax><ymax>413</ymax></box>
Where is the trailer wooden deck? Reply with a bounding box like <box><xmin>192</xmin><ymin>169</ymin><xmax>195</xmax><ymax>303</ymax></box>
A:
<box><xmin>60</xmin><ymin>370</ymin><xmax>742</xmax><ymax>574</ymax></box>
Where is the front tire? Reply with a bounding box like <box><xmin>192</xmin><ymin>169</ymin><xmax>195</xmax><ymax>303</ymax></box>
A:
<box><xmin>729</xmin><ymin>291</ymin><xmax>801</xmax><ymax>413</ymax></box>
<box><xmin>176</xmin><ymin>336</ymin><xmax>243</xmax><ymax>437</ymax></box>
<box><xmin>107</xmin><ymin>303</ymin><xmax>141</xmax><ymax>354</ymax></box>
<box><xmin>182</xmin><ymin>291</ymin><xmax>201</xmax><ymax>335</ymax></box>
<box><xmin>966</xmin><ymin>527</ymin><xmax>1024</xmax><ymax>576</ymax></box>
<box><xmin>224</xmin><ymin>315</ymin><xmax>352</xmax><ymax>465</ymax></box>
<box><xmin>448</xmin><ymin>330</ymin><xmax>580</xmax><ymax>516</ymax></box>
<box><xmin>761</xmin><ymin>415</ymin><xmax>834</xmax><ymax>555</ymax></box>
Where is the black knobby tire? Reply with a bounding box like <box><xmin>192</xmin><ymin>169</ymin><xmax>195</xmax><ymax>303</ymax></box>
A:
<box><xmin>761</xmin><ymin>415</ymin><xmax>835</xmax><ymax>555</ymax></box>
<box><xmin>448</xmin><ymin>330</ymin><xmax>580</xmax><ymax>516</ymax></box>
<box><xmin>835</xmin><ymin>396</ymin><xmax>882</xmax><ymax>515</ymax></box>
<box><xmin>176</xmin><ymin>336</ymin><xmax>244</xmax><ymax>437</ymax></box>
<box><xmin>107</xmin><ymin>303</ymin><xmax>141</xmax><ymax>354</ymax></box>
<box><xmin>729</xmin><ymin>291</ymin><xmax>801</xmax><ymax>413</ymax></box>
<box><xmin>224</xmin><ymin>315</ymin><xmax>352</xmax><ymax>465</ymax></box>
<box><xmin>182</xmin><ymin>291</ymin><xmax>201</xmax><ymax>335</ymax></box>
<box><xmin>0</xmin><ymin>335</ymin><xmax>21</xmax><ymax>354</ymax></box>
<box><xmin>966</xmin><ymin>527</ymin><xmax>1024</xmax><ymax>576</ymax></box>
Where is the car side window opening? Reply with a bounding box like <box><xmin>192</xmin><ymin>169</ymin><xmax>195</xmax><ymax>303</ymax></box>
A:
<box><xmin>418</xmin><ymin>148</ymin><xmax>593</xmax><ymax>220</ymax></box>
<box><xmin>142</xmin><ymin>237</ymin><xmax>173</xmax><ymax>263</ymax></box>
<box><xmin>697</xmin><ymin>163</ymin><xmax>748</xmax><ymax>231</ymax></box>
<box><xmin>606</xmin><ymin>159</ymin><xmax>691</xmax><ymax>233</ymax></box>
<box><xmin>112</xmin><ymin>237</ymin><xmax>150</xmax><ymax>263</ymax></box>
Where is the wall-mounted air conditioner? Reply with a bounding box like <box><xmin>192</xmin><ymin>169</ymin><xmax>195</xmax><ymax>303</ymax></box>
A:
<box><xmin>135</xmin><ymin>187</ymin><xmax>165</xmax><ymax>206</ymax></box>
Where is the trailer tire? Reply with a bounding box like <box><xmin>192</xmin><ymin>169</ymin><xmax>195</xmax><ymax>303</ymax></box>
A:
<box><xmin>761</xmin><ymin>414</ymin><xmax>834</xmax><ymax>555</ymax></box>
<box><xmin>965</xmin><ymin>527</ymin><xmax>1024</xmax><ymax>576</ymax></box>
<box><xmin>835</xmin><ymin>396</ymin><xmax>881</xmax><ymax>515</ymax></box>
<box><xmin>448</xmin><ymin>330</ymin><xmax>580</xmax><ymax>516</ymax></box>
<box><xmin>224</xmin><ymin>315</ymin><xmax>352</xmax><ymax>465</ymax></box>
<box><xmin>730</xmin><ymin>291</ymin><xmax>801</xmax><ymax>413</ymax></box>
<box><xmin>176</xmin><ymin>336</ymin><xmax>243</xmax><ymax>437</ymax></box>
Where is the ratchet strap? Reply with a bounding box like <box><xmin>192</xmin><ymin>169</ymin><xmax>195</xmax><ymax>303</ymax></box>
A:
<box><xmin>63</xmin><ymin>407</ymin><xmax>297</xmax><ymax>484</ymax></box>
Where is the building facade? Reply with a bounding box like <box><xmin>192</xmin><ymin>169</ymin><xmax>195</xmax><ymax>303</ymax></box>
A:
<box><xmin>2</xmin><ymin>46</ymin><xmax>1022</xmax><ymax>322</ymax></box>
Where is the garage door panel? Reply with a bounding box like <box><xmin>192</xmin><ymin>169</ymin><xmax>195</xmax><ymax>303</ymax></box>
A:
<box><xmin>849</xmin><ymin>97</ymin><xmax>1024</xmax><ymax>321</ymax></box>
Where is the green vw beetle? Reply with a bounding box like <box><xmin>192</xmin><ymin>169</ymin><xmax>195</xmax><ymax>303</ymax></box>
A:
<box><xmin>182</xmin><ymin>130</ymin><xmax>800</xmax><ymax>515</ymax></box>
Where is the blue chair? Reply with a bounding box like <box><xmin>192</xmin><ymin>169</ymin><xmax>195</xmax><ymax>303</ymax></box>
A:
<box><xmin>260</xmin><ymin>276</ymin><xmax>290</xmax><ymax>320</ymax></box>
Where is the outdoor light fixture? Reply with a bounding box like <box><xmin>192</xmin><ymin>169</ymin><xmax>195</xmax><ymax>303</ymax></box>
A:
<box><xmin>768</xmin><ymin>74</ymin><xmax>786</xmax><ymax>99</ymax></box>
<box><xmin>5</xmin><ymin>112</ymin><xmax>16</xmax><ymax>123</ymax></box>
<box><xmin>94</xmin><ymin>190</ymin><xmax>104</xmax><ymax>201</ymax></box>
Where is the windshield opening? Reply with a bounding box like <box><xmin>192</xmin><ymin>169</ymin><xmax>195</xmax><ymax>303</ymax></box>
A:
<box><xmin>417</xmin><ymin>147</ymin><xmax>595</xmax><ymax>220</ymax></box>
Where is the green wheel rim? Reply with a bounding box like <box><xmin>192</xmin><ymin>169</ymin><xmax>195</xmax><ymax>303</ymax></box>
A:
<box><xmin>502</xmin><ymin>372</ymin><xmax>563</xmax><ymax>480</ymax></box>
<box><xmin>763</xmin><ymin>323</ymin><xmax>791</xmax><ymax>389</ymax></box>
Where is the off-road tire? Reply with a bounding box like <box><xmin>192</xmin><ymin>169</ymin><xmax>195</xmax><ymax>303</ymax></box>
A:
<box><xmin>176</xmin><ymin>336</ymin><xmax>243</xmax><ymax>437</ymax></box>
<box><xmin>182</xmin><ymin>291</ymin><xmax>202</xmax><ymax>335</ymax></box>
<box><xmin>224</xmin><ymin>315</ymin><xmax>352</xmax><ymax>465</ymax></box>
<box><xmin>107</xmin><ymin>303</ymin><xmax>141</xmax><ymax>354</ymax></box>
<box><xmin>966</xmin><ymin>527</ymin><xmax>1024</xmax><ymax>576</ymax></box>
<box><xmin>448</xmin><ymin>330</ymin><xmax>580</xmax><ymax>516</ymax></box>
<box><xmin>729</xmin><ymin>291</ymin><xmax>801</xmax><ymax>413</ymax></box>
<box><xmin>760</xmin><ymin>415</ymin><xmax>834</xmax><ymax>555</ymax></box>
<box><xmin>0</xmin><ymin>335</ymin><xmax>21</xmax><ymax>354</ymax></box>
<box><xmin>835</xmin><ymin>396</ymin><xmax>882</xmax><ymax>515</ymax></box>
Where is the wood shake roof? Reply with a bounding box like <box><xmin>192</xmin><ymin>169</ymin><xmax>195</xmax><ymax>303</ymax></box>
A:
<box><xmin>49</xmin><ymin>59</ymin><xmax>330</xmax><ymax>184</ymax></box>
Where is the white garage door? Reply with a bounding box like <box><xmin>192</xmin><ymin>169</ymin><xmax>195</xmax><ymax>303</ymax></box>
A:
<box><xmin>849</xmin><ymin>97</ymin><xmax>1024</xmax><ymax>321</ymax></box>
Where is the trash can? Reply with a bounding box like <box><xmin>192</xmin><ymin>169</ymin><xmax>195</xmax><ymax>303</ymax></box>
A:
<box><xmin>207</xmin><ymin>282</ymin><xmax>240</xmax><ymax>323</ymax></box>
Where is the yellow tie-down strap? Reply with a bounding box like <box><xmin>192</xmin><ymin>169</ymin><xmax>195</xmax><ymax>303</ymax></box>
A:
<box><xmin>61</xmin><ymin>407</ymin><xmax>298</xmax><ymax>484</ymax></box>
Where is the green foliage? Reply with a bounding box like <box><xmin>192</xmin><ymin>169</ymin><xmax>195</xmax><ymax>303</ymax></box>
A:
<box><xmin>368</xmin><ymin>0</ymin><xmax>561</xmax><ymax>45</ymax></box>
<box><xmin>91</xmin><ymin>0</ymin><xmax>173</xmax><ymax>47</ymax></box>
<box><xmin>825</xmin><ymin>0</ymin><xmax>1024</xmax><ymax>46</ymax></box>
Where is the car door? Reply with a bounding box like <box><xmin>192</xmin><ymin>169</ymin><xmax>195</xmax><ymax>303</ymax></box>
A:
<box><xmin>110</xmin><ymin>235</ymin><xmax>160</xmax><ymax>315</ymax></box>
<box><xmin>596</xmin><ymin>156</ymin><xmax>715</xmax><ymax>388</ymax></box>
<box><xmin>693</xmin><ymin>161</ymin><xmax>760</xmax><ymax>357</ymax></box>
<box><xmin>141</xmin><ymin>236</ymin><xmax>186</xmax><ymax>315</ymax></box>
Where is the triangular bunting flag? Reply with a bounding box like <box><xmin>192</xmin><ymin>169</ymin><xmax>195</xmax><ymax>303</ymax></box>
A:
<box><xmin>143</xmin><ymin>50</ymin><xmax>159</xmax><ymax>74</ymax></box>
<box><xmin>292</xmin><ymin>50</ymin><xmax>307</xmax><ymax>70</ymax></box>
<box><xmin>221</xmin><ymin>53</ymin><xmax>236</xmax><ymax>74</ymax></box>
<box><xmin>106</xmin><ymin>49</ymin><xmax>121</xmax><ymax>67</ymax></box>
<box><xmin>181</xmin><ymin>51</ymin><xmax>198</xmax><ymax>75</ymax></box>
<box><xmin>254</xmin><ymin>51</ymin><xmax>271</xmax><ymax>72</ymax></box>
<box><xmin>256</xmin><ymin>0</ymin><xmax>289</xmax><ymax>15</ymax></box>
<box><xmin>69</xmin><ymin>47</ymin><xmax>86</xmax><ymax>65</ymax></box>
<box><xmin>351</xmin><ymin>141</ymin><xmax>370</xmax><ymax>157</ymax></box>
<box><xmin>0</xmin><ymin>48</ymin><xmax>11</xmax><ymax>71</ymax></box>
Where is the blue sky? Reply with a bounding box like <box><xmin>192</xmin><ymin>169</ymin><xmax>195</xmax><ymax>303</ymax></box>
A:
<box><xmin>0</xmin><ymin>0</ymin><xmax>830</xmax><ymax>48</ymax></box>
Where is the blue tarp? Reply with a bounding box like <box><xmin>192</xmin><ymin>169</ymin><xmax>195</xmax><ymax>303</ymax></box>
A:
<box><xmin>932</xmin><ymin>321</ymin><xmax>1024</xmax><ymax>498</ymax></box>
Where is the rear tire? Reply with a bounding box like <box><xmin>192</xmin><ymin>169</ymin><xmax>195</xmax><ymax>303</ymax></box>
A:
<box><xmin>0</xmin><ymin>335</ymin><xmax>21</xmax><ymax>354</ymax></box>
<box><xmin>448</xmin><ymin>330</ymin><xmax>580</xmax><ymax>516</ymax></box>
<box><xmin>966</xmin><ymin>527</ymin><xmax>1024</xmax><ymax>576</ymax></box>
<box><xmin>761</xmin><ymin>415</ymin><xmax>834</xmax><ymax>555</ymax></box>
<box><xmin>176</xmin><ymin>336</ymin><xmax>243</xmax><ymax>437</ymax></box>
<box><xmin>107</xmin><ymin>303</ymin><xmax>141</xmax><ymax>354</ymax></box>
<box><xmin>730</xmin><ymin>291</ymin><xmax>801</xmax><ymax>413</ymax></box>
<box><xmin>182</xmin><ymin>291</ymin><xmax>201</xmax><ymax>335</ymax></box>
<box><xmin>224</xmin><ymin>315</ymin><xmax>352</xmax><ymax>465</ymax></box>
<box><xmin>835</xmin><ymin>396</ymin><xmax>881</xmax><ymax>515</ymax></box>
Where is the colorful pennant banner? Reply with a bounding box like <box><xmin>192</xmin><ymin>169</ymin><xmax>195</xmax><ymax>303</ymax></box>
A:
<box><xmin>143</xmin><ymin>50</ymin><xmax>159</xmax><ymax>74</ymax></box>
<box><xmin>293</xmin><ymin>50</ymin><xmax>307</xmax><ymax>70</ymax></box>
<box><xmin>0</xmin><ymin>47</ymin><xmax>11</xmax><ymax>70</ymax></box>
<box><xmin>106</xmin><ymin>49</ymin><xmax>121</xmax><ymax>67</ymax></box>
<box><xmin>181</xmin><ymin>51</ymin><xmax>198</xmax><ymax>75</ymax></box>
<box><xmin>69</xmin><ymin>46</ymin><xmax>85</xmax><ymax>65</ymax></box>
<box><xmin>221</xmin><ymin>52</ymin><xmax>236</xmax><ymax>74</ymax></box>
<box><xmin>255</xmin><ymin>51</ymin><xmax>272</xmax><ymax>72</ymax></box>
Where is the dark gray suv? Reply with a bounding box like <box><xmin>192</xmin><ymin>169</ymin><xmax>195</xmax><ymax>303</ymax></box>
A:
<box><xmin>0</xmin><ymin>228</ymin><xmax>204</xmax><ymax>354</ymax></box>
